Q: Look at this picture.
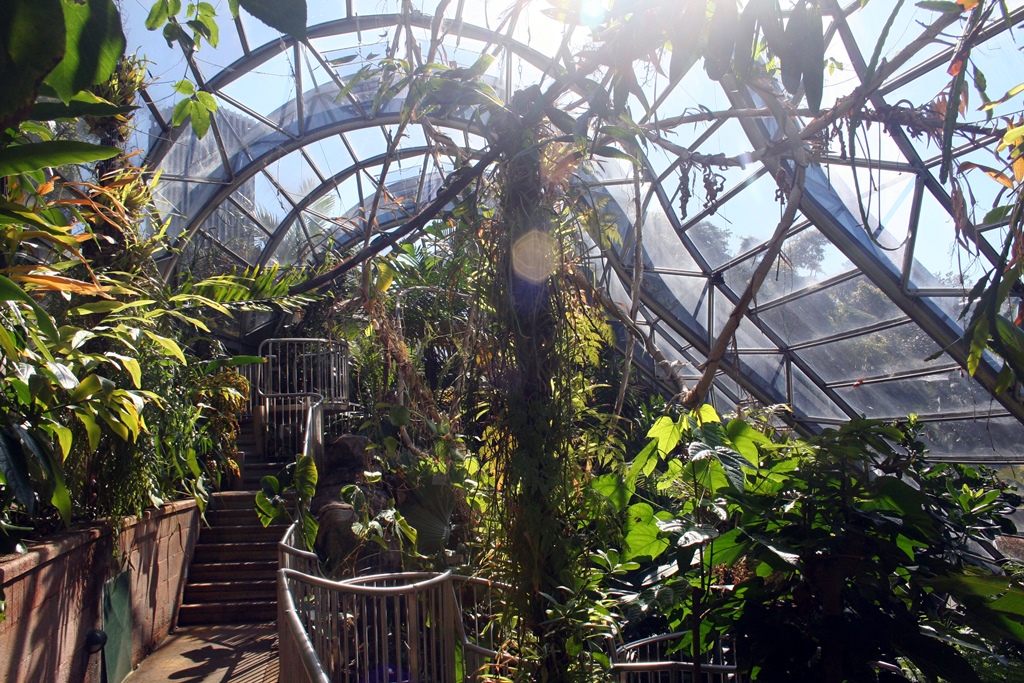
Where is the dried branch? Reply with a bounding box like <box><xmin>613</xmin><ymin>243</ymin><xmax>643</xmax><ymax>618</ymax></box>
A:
<box><xmin>681</xmin><ymin>164</ymin><xmax>806</xmax><ymax>411</ymax></box>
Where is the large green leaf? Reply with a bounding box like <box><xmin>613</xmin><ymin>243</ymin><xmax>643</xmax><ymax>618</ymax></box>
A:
<box><xmin>0</xmin><ymin>429</ymin><xmax>35</xmax><ymax>515</ymax></box>
<box><xmin>255</xmin><ymin>490</ymin><xmax>289</xmax><ymax>527</ymax></box>
<box><xmin>593</xmin><ymin>473</ymin><xmax>631</xmax><ymax>512</ymax></box>
<box><xmin>237</xmin><ymin>0</ymin><xmax>307</xmax><ymax>39</ymax></box>
<box><xmin>45</xmin><ymin>0</ymin><xmax>126</xmax><ymax>102</ymax></box>
<box><xmin>647</xmin><ymin>416</ymin><xmax>682</xmax><ymax>456</ymax></box>
<box><xmin>624</xmin><ymin>503</ymin><xmax>670</xmax><ymax>561</ymax></box>
<box><xmin>726</xmin><ymin>419</ymin><xmax>772</xmax><ymax>465</ymax></box>
<box><xmin>0</xmin><ymin>0</ymin><xmax>66</xmax><ymax>130</ymax></box>
<box><xmin>293</xmin><ymin>454</ymin><xmax>318</xmax><ymax>502</ymax></box>
<box><xmin>0</xmin><ymin>140</ymin><xmax>120</xmax><ymax>176</ymax></box>
<box><xmin>0</xmin><ymin>274</ymin><xmax>59</xmax><ymax>340</ymax></box>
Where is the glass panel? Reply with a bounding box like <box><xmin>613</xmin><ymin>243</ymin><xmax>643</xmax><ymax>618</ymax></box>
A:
<box><xmin>301</xmin><ymin>134</ymin><xmax>355</xmax><ymax>179</ymax></box>
<box><xmin>201</xmin><ymin>203</ymin><xmax>262</xmax><ymax>264</ymax></box>
<box><xmin>710</xmin><ymin>286</ymin><xmax>776</xmax><ymax>351</ymax></box>
<box><xmin>343</xmin><ymin>126</ymin><xmax>388</xmax><ymax>162</ymax></box>
<box><xmin>178</xmin><ymin>232</ymin><xmax>244</xmax><ymax>282</ymax></box>
<box><xmin>910</xmin><ymin>189</ymin><xmax>992</xmax><ymax>289</ymax></box>
<box><xmin>728</xmin><ymin>352</ymin><xmax>787</xmax><ymax>403</ymax></box>
<box><xmin>212</xmin><ymin>96</ymin><xmax>290</xmax><ymax>171</ymax></box>
<box><xmin>856</xmin><ymin>5</ymin><xmax>957</xmax><ymax>91</ymax></box>
<box><xmin>219</xmin><ymin>51</ymin><xmax>297</xmax><ymax>127</ymax></box>
<box><xmin>798</xmin><ymin>322</ymin><xmax>943</xmax><ymax>384</ymax></box>
<box><xmin>685</xmin><ymin>172</ymin><xmax>789</xmax><ymax>268</ymax></box>
<box><xmin>920</xmin><ymin>417</ymin><xmax>1024</xmax><ymax>461</ymax></box>
<box><xmin>756</xmin><ymin>275</ymin><xmax>902</xmax><ymax>346</ymax></box>
<box><xmin>265</xmin><ymin>149</ymin><xmax>320</xmax><ymax>202</ymax></box>
<box><xmin>724</xmin><ymin>226</ymin><xmax>855</xmax><ymax>304</ymax></box>
<box><xmin>834</xmin><ymin>370</ymin><xmax>991</xmax><ymax>417</ymax></box>
<box><xmin>791</xmin><ymin>366</ymin><xmax>847</xmax><ymax>422</ymax></box>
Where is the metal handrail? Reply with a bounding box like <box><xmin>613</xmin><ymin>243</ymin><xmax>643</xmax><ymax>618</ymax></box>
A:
<box><xmin>277</xmin><ymin>524</ymin><xmax>744</xmax><ymax>682</ymax></box>
<box><xmin>268</xmin><ymin>338</ymin><xmax>742</xmax><ymax>681</ymax></box>
<box><xmin>255</xmin><ymin>337</ymin><xmax>346</xmax><ymax>468</ymax></box>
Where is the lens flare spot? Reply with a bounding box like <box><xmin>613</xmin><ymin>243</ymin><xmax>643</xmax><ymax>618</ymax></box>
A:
<box><xmin>512</xmin><ymin>230</ymin><xmax>557</xmax><ymax>283</ymax></box>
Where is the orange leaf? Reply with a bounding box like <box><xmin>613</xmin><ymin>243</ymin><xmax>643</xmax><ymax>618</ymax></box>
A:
<box><xmin>958</xmin><ymin>0</ymin><xmax>980</xmax><ymax>9</ymax></box>
<box><xmin>11</xmin><ymin>274</ymin><xmax>113</xmax><ymax>297</ymax></box>
<box><xmin>958</xmin><ymin>161</ymin><xmax>1015</xmax><ymax>189</ymax></box>
<box><xmin>1013</xmin><ymin>156</ymin><xmax>1024</xmax><ymax>183</ymax></box>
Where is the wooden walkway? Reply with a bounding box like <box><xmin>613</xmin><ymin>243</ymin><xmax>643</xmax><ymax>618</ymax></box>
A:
<box><xmin>125</xmin><ymin>623</ymin><xmax>278</xmax><ymax>683</ymax></box>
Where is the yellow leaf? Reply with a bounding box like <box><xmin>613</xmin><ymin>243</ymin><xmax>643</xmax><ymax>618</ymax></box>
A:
<box><xmin>958</xmin><ymin>0</ymin><xmax>980</xmax><ymax>9</ymax></box>
<box><xmin>1000</xmin><ymin>124</ymin><xmax>1024</xmax><ymax>152</ymax></box>
<box><xmin>1014</xmin><ymin>157</ymin><xmax>1024</xmax><ymax>183</ymax></box>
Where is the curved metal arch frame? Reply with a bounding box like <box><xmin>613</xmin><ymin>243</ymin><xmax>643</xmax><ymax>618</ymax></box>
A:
<box><xmin>144</xmin><ymin>12</ymin><xmax>561</xmax><ymax>170</ymax></box>
<box><xmin>142</xmin><ymin>4</ymin><xmax>1024</xmax><ymax>455</ymax></box>
<box><xmin>256</xmin><ymin>132</ymin><xmax>492</xmax><ymax>269</ymax></box>
<box><xmin>146</xmin><ymin>12</ymin><xmax>566</xmax><ymax>278</ymax></box>
<box><xmin>156</xmin><ymin>112</ymin><xmax>487</xmax><ymax>275</ymax></box>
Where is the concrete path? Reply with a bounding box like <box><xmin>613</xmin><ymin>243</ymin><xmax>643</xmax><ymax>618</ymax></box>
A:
<box><xmin>125</xmin><ymin>623</ymin><xmax>278</xmax><ymax>683</ymax></box>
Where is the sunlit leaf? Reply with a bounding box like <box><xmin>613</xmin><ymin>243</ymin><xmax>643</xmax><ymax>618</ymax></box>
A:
<box><xmin>45</xmin><ymin>0</ymin><xmax>126</xmax><ymax>102</ymax></box>
<box><xmin>0</xmin><ymin>141</ymin><xmax>120</xmax><ymax>176</ymax></box>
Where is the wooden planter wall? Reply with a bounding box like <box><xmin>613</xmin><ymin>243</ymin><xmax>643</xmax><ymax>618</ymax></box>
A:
<box><xmin>0</xmin><ymin>499</ymin><xmax>200</xmax><ymax>683</ymax></box>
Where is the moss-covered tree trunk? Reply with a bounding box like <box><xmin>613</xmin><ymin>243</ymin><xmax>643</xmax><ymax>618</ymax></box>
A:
<box><xmin>485</xmin><ymin>121</ymin><xmax>584</xmax><ymax>681</ymax></box>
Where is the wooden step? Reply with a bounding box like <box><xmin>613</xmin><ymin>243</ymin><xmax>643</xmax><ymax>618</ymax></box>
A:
<box><xmin>183</xmin><ymin>580</ymin><xmax>276</xmax><ymax>603</ymax></box>
<box><xmin>209</xmin><ymin>491</ymin><xmax>259</xmax><ymax>509</ymax></box>
<box><xmin>199</xmin><ymin>524</ymin><xmax>284</xmax><ymax>544</ymax></box>
<box><xmin>187</xmin><ymin>560</ymin><xmax>278</xmax><ymax>583</ymax></box>
<box><xmin>204</xmin><ymin>507</ymin><xmax>262</xmax><ymax>527</ymax></box>
<box><xmin>205</xmin><ymin>507</ymin><xmax>291</xmax><ymax>527</ymax></box>
<box><xmin>194</xmin><ymin>542</ymin><xmax>277</xmax><ymax>564</ymax></box>
<box><xmin>177</xmin><ymin>600</ymin><xmax>276</xmax><ymax>625</ymax></box>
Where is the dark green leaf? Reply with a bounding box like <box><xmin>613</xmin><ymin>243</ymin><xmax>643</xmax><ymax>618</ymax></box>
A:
<box><xmin>171</xmin><ymin>97</ymin><xmax>191</xmax><ymax>127</ymax></box>
<box><xmin>12</xmin><ymin>425</ymin><xmax>70</xmax><ymax>526</ymax></box>
<box><xmin>983</xmin><ymin>204</ymin><xmax>1014</xmax><ymax>225</ymax></box>
<box><xmin>0</xmin><ymin>140</ymin><xmax>120</xmax><ymax>176</ymax></box>
<box><xmin>0</xmin><ymin>0</ymin><xmax>66</xmax><ymax>130</ymax></box>
<box><xmin>255</xmin><ymin>489</ymin><xmax>288</xmax><ymax>527</ymax></box>
<box><xmin>45</xmin><ymin>0</ymin><xmax>126</xmax><ymax>102</ymax></box>
<box><xmin>389</xmin><ymin>404</ymin><xmax>411</xmax><ymax>427</ymax></box>
<box><xmin>915</xmin><ymin>1</ymin><xmax>965</xmax><ymax>12</ymax></box>
<box><xmin>801</xmin><ymin>3</ymin><xmax>824</xmax><ymax>111</ymax></box>
<box><xmin>545</xmin><ymin>106</ymin><xmax>576</xmax><ymax>135</ymax></box>
<box><xmin>726</xmin><ymin>419</ymin><xmax>771</xmax><ymax>465</ymax></box>
<box><xmin>30</xmin><ymin>97</ymin><xmax>136</xmax><ymax>120</ymax></box>
<box><xmin>591</xmin><ymin>145</ymin><xmax>639</xmax><ymax>166</ymax></box>
<box><xmin>189</xmin><ymin>99</ymin><xmax>211</xmax><ymax>138</ymax></box>
<box><xmin>704</xmin><ymin>0</ymin><xmax>737</xmax><ymax>82</ymax></box>
<box><xmin>237</xmin><ymin>0</ymin><xmax>307</xmax><ymax>39</ymax></box>
<box><xmin>300</xmin><ymin>512</ymin><xmax>318</xmax><ymax>550</ymax></box>
<box><xmin>145</xmin><ymin>0</ymin><xmax>170</xmax><ymax>29</ymax></box>
<box><xmin>0</xmin><ymin>429</ymin><xmax>35</xmax><ymax>515</ymax></box>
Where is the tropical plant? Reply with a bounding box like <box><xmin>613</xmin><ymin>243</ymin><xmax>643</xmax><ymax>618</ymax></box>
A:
<box><xmin>598</xmin><ymin>406</ymin><xmax>1024</xmax><ymax>682</ymax></box>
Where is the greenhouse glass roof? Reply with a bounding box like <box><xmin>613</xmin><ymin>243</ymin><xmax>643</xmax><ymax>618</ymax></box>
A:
<box><xmin>121</xmin><ymin>0</ymin><xmax>1024</xmax><ymax>463</ymax></box>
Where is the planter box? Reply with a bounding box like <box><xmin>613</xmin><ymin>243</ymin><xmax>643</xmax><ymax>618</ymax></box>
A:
<box><xmin>0</xmin><ymin>499</ymin><xmax>201</xmax><ymax>683</ymax></box>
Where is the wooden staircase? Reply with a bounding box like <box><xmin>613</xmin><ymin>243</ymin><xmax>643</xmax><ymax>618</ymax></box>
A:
<box><xmin>177</xmin><ymin>416</ymin><xmax>295</xmax><ymax>626</ymax></box>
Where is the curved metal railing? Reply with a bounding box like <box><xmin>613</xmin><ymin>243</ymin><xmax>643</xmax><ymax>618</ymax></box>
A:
<box><xmin>267</xmin><ymin>339</ymin><xmax>742</xmax><ymax>682</ymax></box>
<box><xmin>277</xmin><ymin>538</ymin><xmax>514</xmax><ymax>683</ymax></box>
<box><xmin>277</xmin><ymin>522</ymin><xmax>745</xmax><ymax>683</ymax></box>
